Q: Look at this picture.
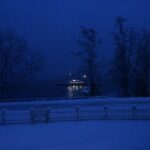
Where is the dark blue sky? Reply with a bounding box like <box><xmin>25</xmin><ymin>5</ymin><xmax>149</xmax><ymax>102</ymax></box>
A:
<box><xmin>0</xmin><ymin>0</ymin><xmax>150</xmax><ymax>79</ymax></box>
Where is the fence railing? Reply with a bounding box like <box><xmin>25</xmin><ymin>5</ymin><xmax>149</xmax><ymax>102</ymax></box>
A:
<box><xmin>1</xmin><ymin>106</ymin><xmax>150</xmax><ymax>125</ymax></box>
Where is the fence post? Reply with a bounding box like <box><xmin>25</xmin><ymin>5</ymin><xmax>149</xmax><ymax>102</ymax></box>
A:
<box><xmin>1</xmin><ymin>109</ymin><xmax>6</xmax><ymax>125</ymax></box>
<box><xmin>76</xmin><ymin>106</ymin><xmax>80</xmax><ymax>121</ymax></box>
<box><xmin>30</xmin><ymin>108</ymin><xmax>35</xmax><ymax>123</ymax></box>
<box><xmin>104</xmin><ymin>106</ymin><xmax>108</xmax><ymax>120</ymax></box>
<box><xmin>132</xmin><ymin>106</ymin><xmax>137</xmax><ymax>120</ymax></box>
<box><xmin>45</xmin><ymin>107</ymin><xmax>50</xmax><ymax>123</ymax></box>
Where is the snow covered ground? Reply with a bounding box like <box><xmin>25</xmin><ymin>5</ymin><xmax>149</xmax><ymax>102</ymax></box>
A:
<box><xmin>1</xmin><ymin>97</ymin><xmax>150</xmax><ymax>110</ymax></box>
<box><xmin>0</xmin><ymin>120</ymin><xmax>150</xmax><ymax>150</ymax></box>
<box><xmin>1</xmin><ymin>98</ymin><xmax>150</xmax><ymax>149</ymax></box>
<box><xmin>1</xmin><ymin>97</ymin><xmax>150</xmax><ymax>125</ymax></box>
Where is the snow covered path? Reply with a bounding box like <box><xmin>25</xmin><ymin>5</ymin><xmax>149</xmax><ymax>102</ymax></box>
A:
<box><xmin>0</xmin><ymin>121</ymin><xmax>150</xmax><ymax>150</ymax></box>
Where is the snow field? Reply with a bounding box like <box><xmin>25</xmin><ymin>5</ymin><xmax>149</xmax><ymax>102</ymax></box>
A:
<box><xmin>0</xmin><ymin>121</ymin><xmax>150</xmax><ymax>150</ymax></box>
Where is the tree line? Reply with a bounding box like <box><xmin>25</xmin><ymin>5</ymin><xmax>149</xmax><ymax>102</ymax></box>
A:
<box><xmin>0</xmin><ymin>30</ymin><xmax>42</xmax><ymax>99</ymax></box>
<box><xmin>76</xmin><ymin>17</ymin><xmax>150</xmax><ymax>97</ymax></box>
<box><xmin>0</xmin><ymin>16</ymin><xmax>150</xmax><ymax>99</ymax></box>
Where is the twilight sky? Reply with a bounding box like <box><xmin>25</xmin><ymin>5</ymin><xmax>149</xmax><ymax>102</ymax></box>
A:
<box><xmin>0</xmin><ymin>0</ymin><xmax>150</xmax><ymax>79</ymax></box>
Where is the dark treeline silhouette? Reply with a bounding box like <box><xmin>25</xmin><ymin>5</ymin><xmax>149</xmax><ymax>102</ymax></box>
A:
<box><xmin>75</xmin><ymin>17</ymin><xmax>150</xmax><ymax>97</ymax></box>
<box><xmin>111</xmin><ymin>17</ymin><xmax>150</xmax><ymax>97</ymax></box>
<box><xmin>1</xmin><ymin>17</ymin><xmax>150</xmax><ymax>99</ymax></box>
<box><xmin>0</xmin><ymin>30</ymin><xmax>43</xmax><ymax>99</ymax></box>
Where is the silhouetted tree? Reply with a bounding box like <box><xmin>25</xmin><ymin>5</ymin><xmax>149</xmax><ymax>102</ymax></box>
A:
<box><xmin>0</xmin><ymin>30</ymin><xmax>43</xmax><ymax>99</ymax></box>
<box><xmin>133</xmin><ymin>30</ymin><xmax>150</xmax><ymax>96</ymax></box>
<box><xmin>112</xmin><ymin>17</ymin><xmax>137</xmax><ymax>97</ymax></box>
<box><xmin>76</xmin><ymin>27</ymin><xmax>101</xmax><ymax>96</ymax></box>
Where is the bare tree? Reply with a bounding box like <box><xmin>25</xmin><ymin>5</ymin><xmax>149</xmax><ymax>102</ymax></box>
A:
<box><xmin>112</xmin><ymin>17</ymin><xmax>137</xmax><ymax>97</ymax></box>
<box><xmin>76</xmin><ymin>27</ymin><xmax>101</xmax><ymax>96</ymax></box>
<box><xmin>0</xmin><ymin>30</ymin><xmax>43</xmax><ymax>99</ymax></box>
<box><xmin>133</xmin><ymin>30</ymin><xmax>150</xmax><ymax>96</ymax></box>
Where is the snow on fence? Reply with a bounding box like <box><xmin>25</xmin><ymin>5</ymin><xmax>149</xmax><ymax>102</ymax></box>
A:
<box><xmin>0</xmin><ymin>106</ymin><xmax>150</xmax><ymax>125</ymax></box>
